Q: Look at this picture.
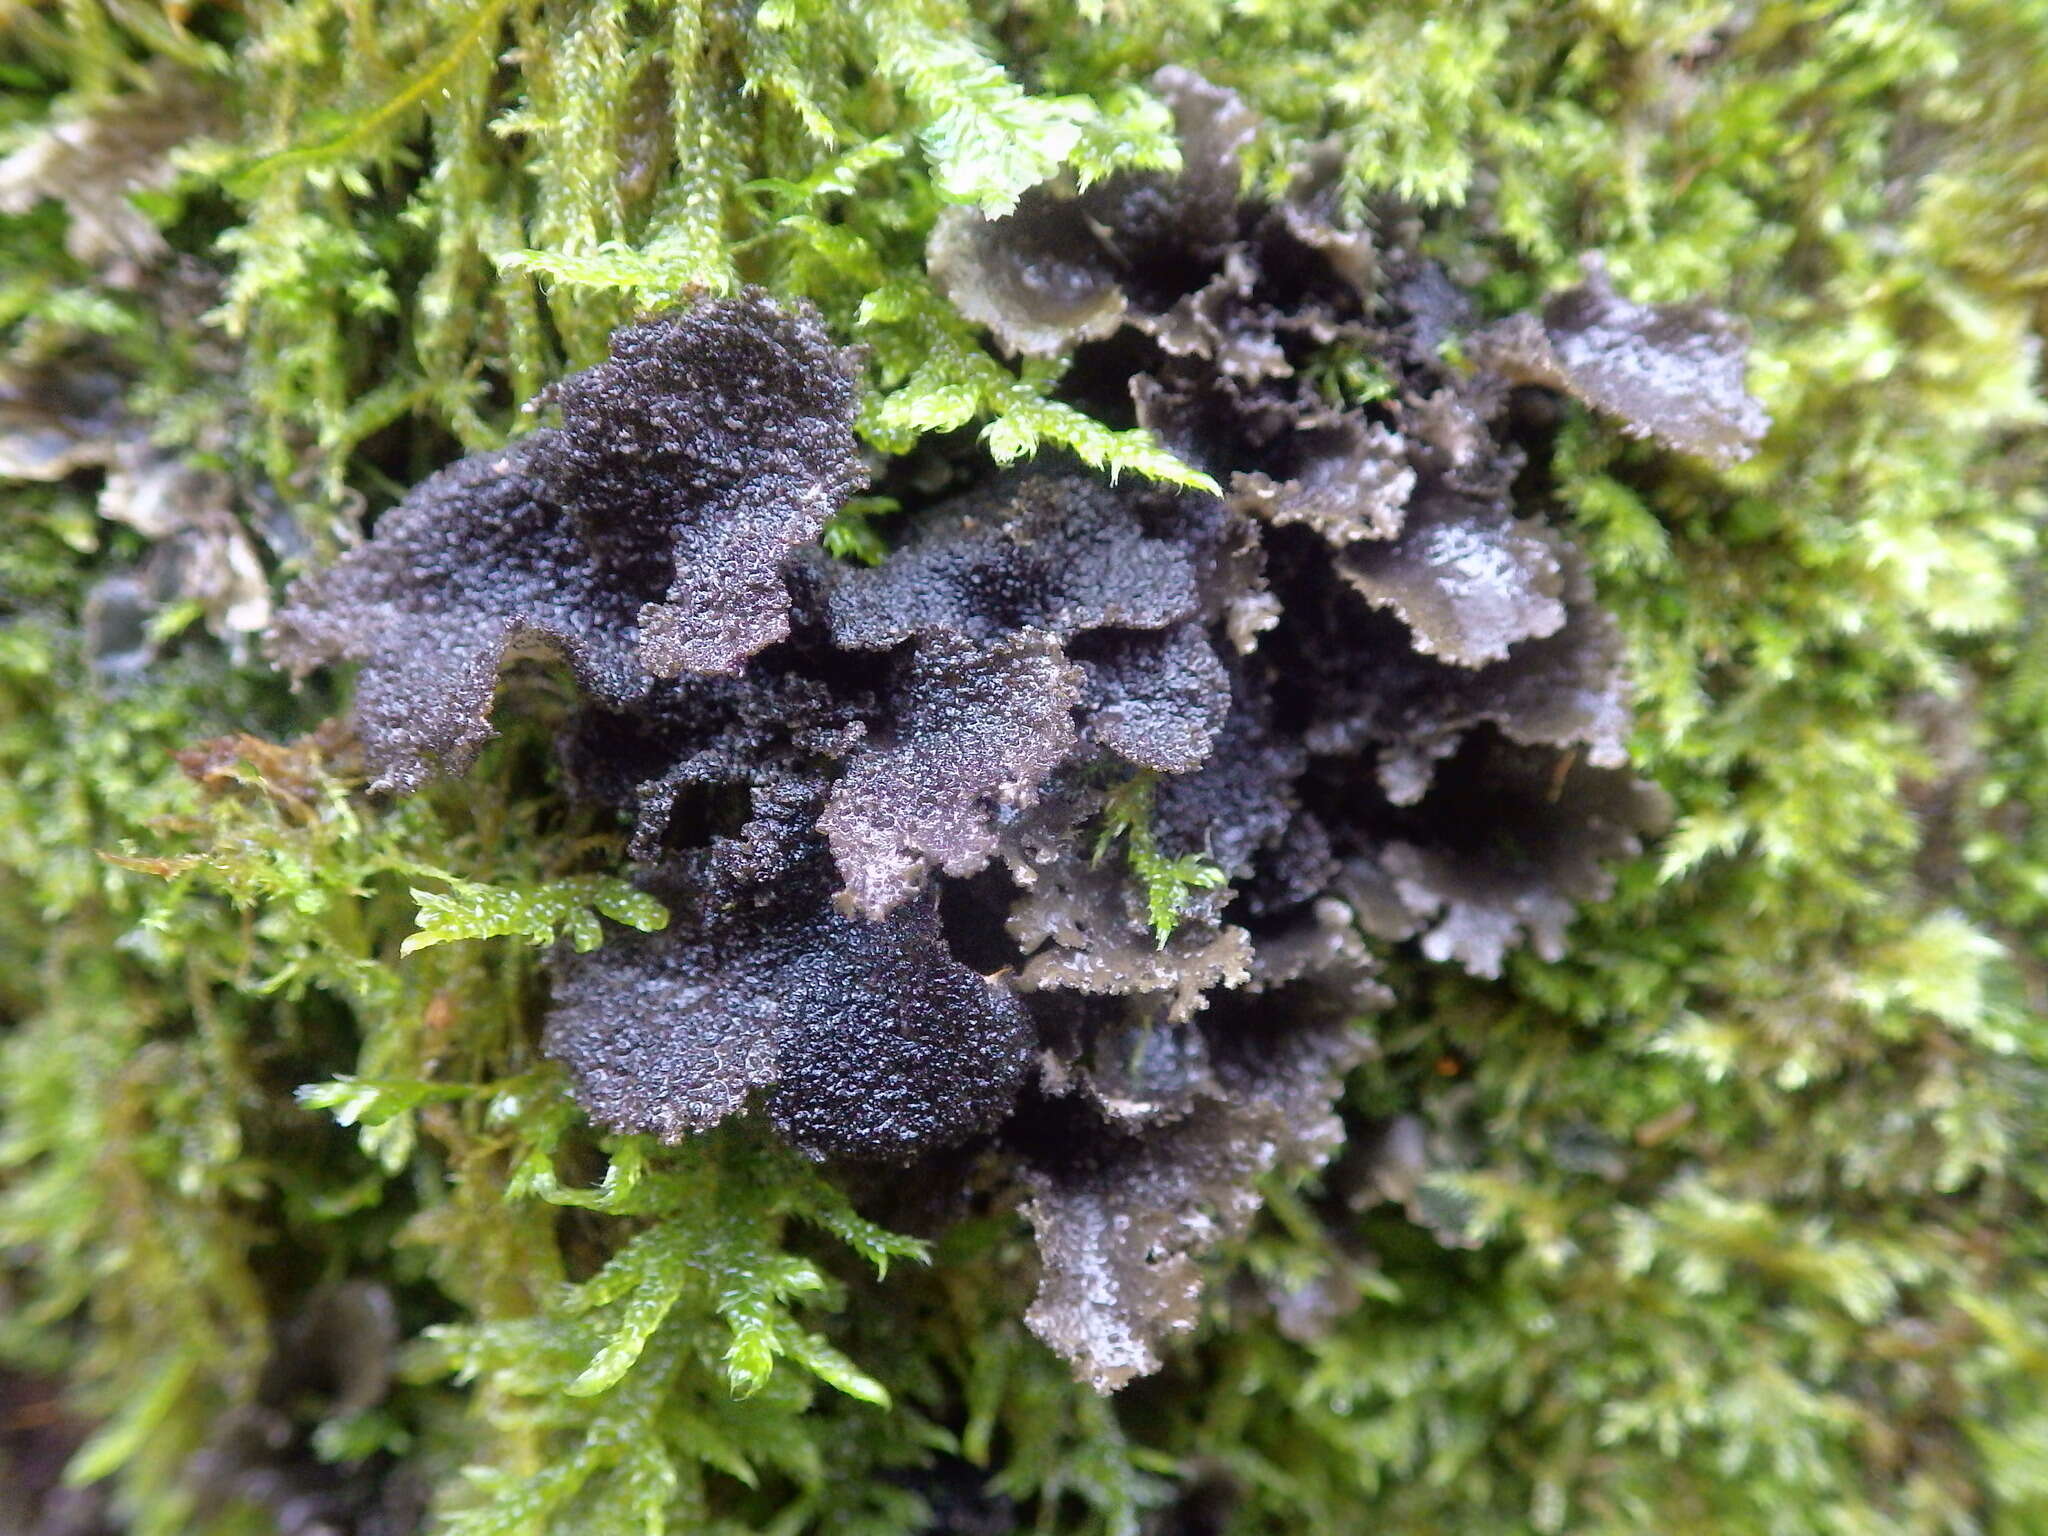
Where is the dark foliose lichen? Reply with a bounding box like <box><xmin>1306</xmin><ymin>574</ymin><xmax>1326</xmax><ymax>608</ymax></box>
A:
<box><xmin>270</xmin><ymin>74</ymin><xmax>1764</xmax><ymax>1393</ymax></box>
<box><xmin>269</xmin><ymin>291</ymin><xmax>865</xmax><ymax>791</ymax></box>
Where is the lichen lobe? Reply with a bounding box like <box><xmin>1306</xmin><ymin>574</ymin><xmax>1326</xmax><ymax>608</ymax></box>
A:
<box><xmin>268</xmin><ymin>291</ymin><xmax>863</xmax><ymax>790</ymax></box>
<box><xmin>268</xmin><ymin>442</ymin><xmax>646</xmax><ymax>792</ymax></box>
<box><xmin>1470</xmin><ymin>253</ymin><xmax>1769</xmax><ymax>467</ymax></box>
<box><xmin>546</xmin><ymin>873</ymin><xmax>1034</xmax><ymax>1162</ymax></box>
<box><xmin>533</xmin><ymin>290</ymin><xmax>865</xmax><ymax>676</ymax></box>
<box><xmin>1020</xmin><ymin>996</ymin><xmax>1373</xmax><ymax>1392</ymax></box>
<box><xmin>820</xmin><ymin>630</ymin><xmax>1083</xmax><ymax>921</ymax></box>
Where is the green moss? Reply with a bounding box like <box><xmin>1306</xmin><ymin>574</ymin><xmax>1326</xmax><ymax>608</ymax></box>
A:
<box><xmin>6</xmin><ymin>1</ymin><xmax>2048</xmax><ymax>1532</ymax></box>
<box><xmin>1092</xmin><ymin>770</ymin><xmax>1230</xmax><ymax>947</ymax></box>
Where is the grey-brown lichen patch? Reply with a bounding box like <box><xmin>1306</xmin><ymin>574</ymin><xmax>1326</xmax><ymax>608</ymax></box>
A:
<box><xmin>1336</xmin><ymin>733</ymin><xmax>1673</xmax><ymax>979</ymax></box>
<box><xmin>1267</xmin><ymin>536</ymin><xmax>1631</xmax><ymax>805</ymax></box>
<box><xmin>1017</xmin><ymin>990</ymin><xmax>1373</xmax><ymax>1393</ymax></box>
<box><xmin>0</xmin><ymin>65</ymin><xmax>221</xmax><ymax>286</ymax></box>
<box><xmin>3</xmin><ymin>357</ymin><xmax>272</xmax><ymax>663</ymax></box>
<box><xmin>531</xmin><ymin>291</ymin><xmax>864</xmax><ymax>676</ymax></box>
<box><xmin>546</xmin><ymin>868</ymin><xmax>1034</xmax><ymax>1162</ymax></box>
<box><xmin>0</xmin><ymin>361</ymin><xmax>127</xmax><ymax>481</ymax></box>
<box><xmin>820</xmin><ymin>630</ymin><xmax>1082</xmax><ymax>920</ymax></box>
<box><xmin>1469</xmin><ymin>253</ymin><xmax>1770</xmax><ymax>467</ymax></box>
<box><xmin>926</xmin><ymin>65</ymin><xmax>1257</xmax><ymax>363</ymax></box>
<box><xmin>927</xmin><ymin>191</ymin><xmax>1128</xmax><ymax>359</ymax></box>
<box><xmin>561</xmin><ymin>664</ymin><xmax>871</xmax><ymax>868</ymax></box>
<box><xmin>268</xmin><ymin>79</ymin><xmax>1766</xmax><ymax>1396</ymax></box>
<box><xmin>1227</xmin><ymin>413</ymin><xmax>1415</xmax><ymax>547</ymax></box>
<box><xmin>1008</xmin><ymin>856</ymin><xmax>1252</xmax><ymax>1025</ymax></box>
<box><xmin>1332</xmin><ymin>490</ymin><xmax>1568</xmax><ymax>668</ymax></box>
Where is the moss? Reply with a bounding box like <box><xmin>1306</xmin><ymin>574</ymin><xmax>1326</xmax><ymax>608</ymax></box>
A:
<box><xmin>5</xmin><ymin>2</ymin><xmax>2048</xmax><ymax>1534</ymax></box>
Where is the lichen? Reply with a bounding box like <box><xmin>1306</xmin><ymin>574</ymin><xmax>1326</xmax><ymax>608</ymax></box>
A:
<box><xmin>0</xmin><ymin>64</ymin><xmax>220</xmax><ymax>287</ymax></box>
<box><xmin>819</xmin><ymin>629</ymin><xmax>1082</xmax><ymax>921</ymax></box>
<box><xmin>545</xmin><ymin>868</ymin><xmax>1034</xmax><ymax>1163</ymax></box>
<box><xmin>268</xmin><ymin>71</ymin><xmax>1759</xmax><ymax>1396</ymax></box>
<box><xmin>267</xmin><ymin>293</ymin><xmax>864</xmax><ymax>791</ymax></box>
<box><xmin>1466</xmin><ymin>253</ymin><xmax>1769</xmax><ymax>468</ymax></box>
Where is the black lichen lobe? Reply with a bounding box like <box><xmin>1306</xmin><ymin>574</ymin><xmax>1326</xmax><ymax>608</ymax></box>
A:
<box><xmin>270</xmin><ymin>81</ymin><xmax>1765</xmax><ymax>1391</ymax></box>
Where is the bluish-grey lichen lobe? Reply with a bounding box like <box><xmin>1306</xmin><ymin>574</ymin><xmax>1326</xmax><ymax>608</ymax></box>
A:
<box><xmin>269</xmin><ymin>78</ymin><xmax>1764</xmax><ymax>1393</ymax></box>
<box><xmin>819</xmin><ymin>629</ymin><xmax>1082</xmax><ymax>921</ymax></box>
<box><xmin>266</xmin><ymin>440</ymin><xmax>649</xmax><ymax>793</ymax></box>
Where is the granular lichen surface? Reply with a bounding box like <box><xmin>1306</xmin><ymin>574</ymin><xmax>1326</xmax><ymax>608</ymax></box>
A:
<box><xmin>273</xmin><ymin>74</ymin><xmax>1760</xmax><ymax>1394</ymax></box>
